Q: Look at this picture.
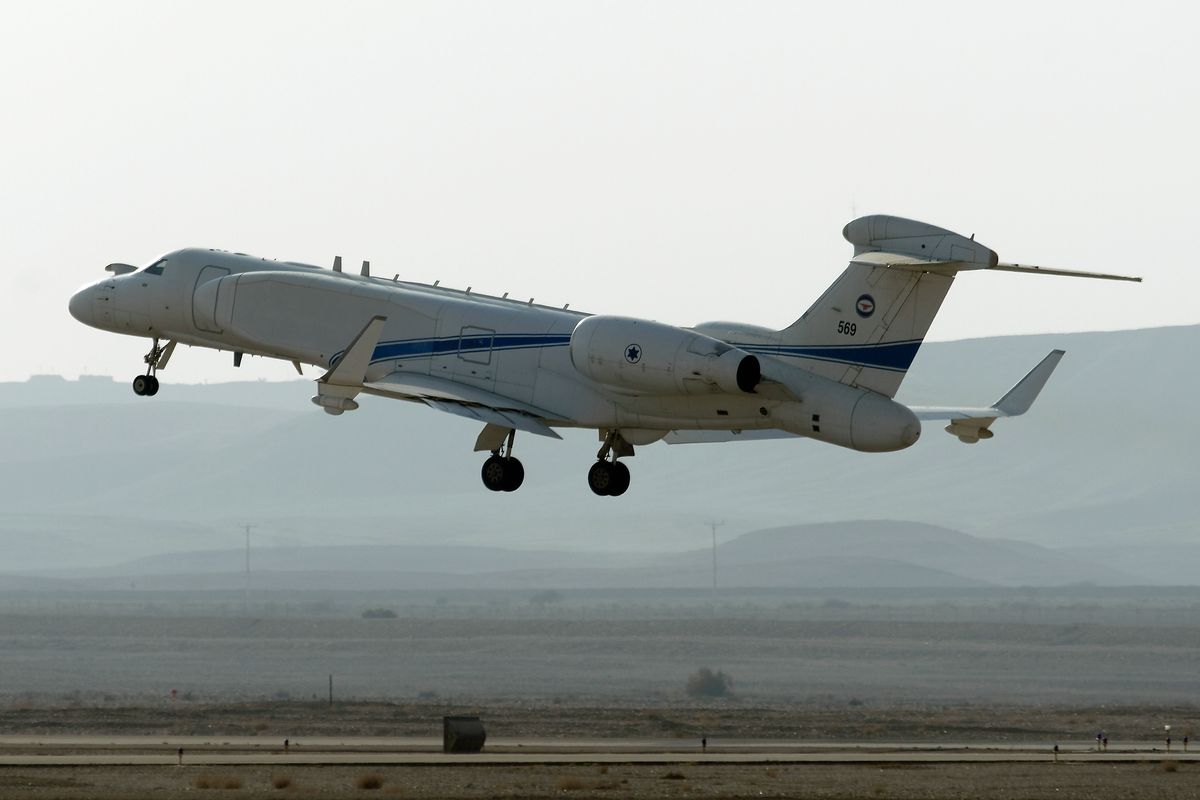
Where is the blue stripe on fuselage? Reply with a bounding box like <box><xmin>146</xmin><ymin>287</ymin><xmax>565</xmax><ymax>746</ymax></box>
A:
<box><xmin>739</xmin><ymin>339</ymin><xmax>923</xmax><ymax>373</ymax></box>
<box><xmin>330</xmin><ymin>333</ymin><xmax>572</xmax><ymax>368</ymax></box>
<box><xmin>330</xmin><ymin>332</ymin><xmax>919</xmax><ymax>374</ymax></box>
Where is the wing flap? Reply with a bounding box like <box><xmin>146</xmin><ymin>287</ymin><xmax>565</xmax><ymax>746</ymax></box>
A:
<box><xmin>364</xmin><ymin>371</ymin><xmax>563</xmax><ymax>439</ymax></box>
<box><xmin>422</xmin><ymin>398</ymin><xmax>561</xmax><ymax>440</ymax></box>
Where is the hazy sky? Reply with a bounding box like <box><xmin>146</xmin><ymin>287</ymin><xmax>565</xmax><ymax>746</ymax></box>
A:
<box><xmin>4</xmin><ymin>1</ymin><xmax>1196</xmax><ymax>382</ymax></box>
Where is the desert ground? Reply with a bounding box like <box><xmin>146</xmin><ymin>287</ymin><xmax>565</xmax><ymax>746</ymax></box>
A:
<box><xmin>0</xmin><ymin>761</ymin><xmax>1197</xmax><ymax>800</ymax></box>
<box><xmin>1</xmin><ymin>591</ymin><xmax>1197</xmax><ymax>798</ymax></box>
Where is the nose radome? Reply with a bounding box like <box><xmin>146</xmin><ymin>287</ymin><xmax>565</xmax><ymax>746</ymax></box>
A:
<box><xmin>68</xmin><ymin>286</ymin><xmax>94</xmax><ymax>325</ymax></box>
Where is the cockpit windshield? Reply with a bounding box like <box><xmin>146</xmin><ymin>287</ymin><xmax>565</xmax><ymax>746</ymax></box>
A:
<box><xmin>142</xmin><ymin>258</ymin><xmax>168</xmax><ymax>275</ymax></box>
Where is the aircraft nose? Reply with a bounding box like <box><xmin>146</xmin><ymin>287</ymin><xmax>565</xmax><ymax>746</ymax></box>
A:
<box><xmin>69</xmin><ymin>285</ymin><xmax>95</xmax><ymax>325</ymax></box>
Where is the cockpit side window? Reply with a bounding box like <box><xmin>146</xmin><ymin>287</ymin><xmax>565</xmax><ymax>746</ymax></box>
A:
<box><xmin>143</xmin><ymin>258</ymin><xmax>168</xmax><ymax>275</ymax></box>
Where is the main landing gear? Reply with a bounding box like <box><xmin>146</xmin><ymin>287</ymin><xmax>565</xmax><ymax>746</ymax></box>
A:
<box><xmin>588</xmin><ymin>430</ymin><xmax>633</xmax><ymax>497</ymax></box>
<box><xmin>480</xmin><ymin>429</ymin><xmax>524</xmax><ymax>492</ymax></box>
<box><xmin>132</xmin><ymin>338</ymin><xmax>173</xmax><ymax>397</ymax></box>
<box><xmin>474</xmin><ymin>427</ymin><xmax>636</xmax><ymax>497</ymax></box>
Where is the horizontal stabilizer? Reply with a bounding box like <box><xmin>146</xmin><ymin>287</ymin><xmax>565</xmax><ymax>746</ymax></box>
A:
<box><xmin>992</xmin><ymin>262</ymin><xmax>1142</xmax><ymax>283</ymax></box>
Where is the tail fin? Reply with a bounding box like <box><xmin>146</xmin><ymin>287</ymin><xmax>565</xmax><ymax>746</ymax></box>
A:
<box><xmin>777</xmin><ymin>216</ymin><xmax>994</xmax><ymax>397</ymax></box>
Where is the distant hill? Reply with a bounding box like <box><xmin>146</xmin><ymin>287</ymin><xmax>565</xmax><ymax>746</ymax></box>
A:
<box><xmin>39</xmin><ymin>519</ymin><xmax>1140</xmax><ymax>590</ymax></box>
<box><xmin>0</xmin><ymin>325</ymin><xmax>1196</xmax><ymax>583</ymax></box>
<box><xmin>703</xmin><ymin>521</ymin><xmax>1139</xmax><ymax>586</ymax></box>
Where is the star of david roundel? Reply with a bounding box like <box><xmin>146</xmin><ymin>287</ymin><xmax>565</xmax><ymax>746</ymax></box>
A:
<box><xmin>624</xmin><ymin>344</ymin><xmax>642</xmax><ymax>364</ymax></box>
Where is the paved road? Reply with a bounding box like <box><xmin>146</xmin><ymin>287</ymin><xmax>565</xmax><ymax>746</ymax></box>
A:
<box><xmin>0</xmin><ymin>737</ymin><xmax>1196</xmax><ymax>766</ymax></box>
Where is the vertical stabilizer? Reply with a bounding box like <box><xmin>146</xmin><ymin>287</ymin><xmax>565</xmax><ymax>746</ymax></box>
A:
<box><xmin>776</xmin><ymin>216</ymin><xmax>994</xmax><ymax>397</ymax></box>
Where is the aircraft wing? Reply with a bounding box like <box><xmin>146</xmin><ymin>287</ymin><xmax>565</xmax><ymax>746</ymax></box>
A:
<box><xmin>364</xmin><ymin>372</ymin><xmax>563</xmax><ymax>440</ymax></box>
<box><xmin>909</xmin><ymin>349</ymin><xmax>1064</xmax><ymax>443</ymax></box>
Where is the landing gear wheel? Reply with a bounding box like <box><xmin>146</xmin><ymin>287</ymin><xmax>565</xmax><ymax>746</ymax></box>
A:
<box><xmin>481</xmin><ymin>455</ymin><xmax>507</xmax><ymax>492</ymax></box>
<box><xmin>133</xmin><ymin>338</ymin><xmax>170</xmax><ymax>397</ymax></box>
<box><xmin>588</xmin><ymin>460</ymin><xmax>614</xmax><ymax>496</ymax></box>
<box><xmin>133</xmin><ymin>375</ymin><xmax>160</xmax><ymax>396</ymax></box>
<box><xmin>482</xmin><ymin>455</ymin><xmax>524</xmax><ymax>492</ymax></box>
<box><xmin>502</xmin><ymin>458</ymin><xmax>524</xmax><ymax>492</ymax></box>
<box><xmin>608</xmin><ymin>461</ymin><xmax>630</xmax><ymax>496</ymax></box>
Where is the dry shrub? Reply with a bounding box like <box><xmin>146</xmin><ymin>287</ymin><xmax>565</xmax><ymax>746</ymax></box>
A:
<box><xmin>356</xmin><ymin>772</ymin><xmax>385</xmax><ymax>790</ymax></box>
<box><xmin>595</xmin><ymin>765</ymin><xmax>609</xmax><ymax>775</ymax></box>
<box><xmin>1161</xmin><ymin>760</ymin><xmax>1179</xmax><ymax>772</ymax></box>
<box><xmin>555</xmin><ymin>776</ymin><xmax>586</xmax><ymax>791</ymax></box>
<box><xmin>662</xmin><ymin>771</ymin><xmax>686</xmax><ymax>780</ymax></box>
<box><xmin>272</xmin><ymin>774</ymin><xmax>293</xmax><ymax>789</ymax></box>
<box><xmin>685</xmin><ymin>668</ymin><xmax>733</xmax><ymax>698</ymax></box>
<box><xmin>194</xmin><ymin>773</ymin><xmax>242</xmax><ymax>790</ymax></box>
<box><xmin>765</xmin><ymin>768</ymin><xmax>778</xmax><ymax>778</ymax></box>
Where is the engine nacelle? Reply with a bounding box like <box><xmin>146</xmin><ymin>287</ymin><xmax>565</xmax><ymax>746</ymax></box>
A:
<box><xmin>569</xmin><ymin>315</ymin><xmax>760</xmax><ymax>396</ymax></box>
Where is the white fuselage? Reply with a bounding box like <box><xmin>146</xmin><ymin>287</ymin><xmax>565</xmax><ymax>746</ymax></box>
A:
<box><xmin>69</xmin><ymin>248</ymin><xmax>921</xmax><ymax>452</ymax></box>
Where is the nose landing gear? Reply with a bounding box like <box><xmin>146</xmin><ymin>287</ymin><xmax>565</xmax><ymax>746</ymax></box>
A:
<box><xmin>480</xmin><ymin>429</ymin><xmax>524</xmax><ymax>492</ymax></box>
<box><xmin>132</xmin><ymin>374</ymin><xmax>159</xmax><ymax>396</ymax></box>
<box><xmin>132</xmin><ymin>338</ymin><xmax>174</xmax><ymax>397</ymax></box>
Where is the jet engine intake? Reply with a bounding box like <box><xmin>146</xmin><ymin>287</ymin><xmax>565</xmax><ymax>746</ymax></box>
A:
<box><xmin>570</xmin><ymin>315</ymin><xmax>760</xmax><ymax>396</ymax></box>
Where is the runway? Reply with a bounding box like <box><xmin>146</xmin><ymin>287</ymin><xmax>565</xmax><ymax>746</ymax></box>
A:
<box><xmin>1</xmin><ymin>736</ymin><xmax>1196</xmax><ymax>766</ymax></box>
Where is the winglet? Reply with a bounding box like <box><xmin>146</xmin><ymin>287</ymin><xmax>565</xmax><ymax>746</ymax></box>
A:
<box><xmin>313</xmin><ymin>316</ymin><xmax>387</xmax><ymax>415</ymax></box>
<box><xmin>992</xmin><ymin>350</ymin><xmax>1065</xmax><ymax>417</ymax></box>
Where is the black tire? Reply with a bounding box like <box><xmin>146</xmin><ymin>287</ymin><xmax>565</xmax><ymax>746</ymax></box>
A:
<box><xmin>587</xmin><ymin>461</ymin><xmax>613</xmax><ymax>496</ymax></box>
<box><xmin>608</xmin><ymin>461</ymin><xmax>631</xmax><ymax>496</ymax></box>
<box><xmin>501</xmin><ymin>458</ymin><xmax>525</xmax><ymax>492</ymax></box>
<box><xmin>481</xmin><ymin>455</ymin><xmax>508</xmax><ymax>491</ymax></box>
<box><xmin>132</xmin><ymin>375</ymin><xmax>150</xmax><ymax>396</ymax></box>
<box><xmin>146</xmin><ymin>375</ymin><xmax>160</xmax><ymax>396</ymax></box>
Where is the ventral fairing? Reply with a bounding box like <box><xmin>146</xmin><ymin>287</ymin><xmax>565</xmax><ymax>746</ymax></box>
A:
<box><xmin>69</xmin><ymin>215</ymin><xmax>1139</xmax><ymax>496</ymax></box>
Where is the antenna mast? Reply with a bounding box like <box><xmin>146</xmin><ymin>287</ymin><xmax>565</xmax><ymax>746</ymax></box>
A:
<box><xmin>707</xmin><ymin>520</ymin><xmax>724</xmax><ymax>605</ymax></box>
<box><xmin>243</xmin><ymin>524</ymin><xmax>256</xmax><ymax>616</ymax></box>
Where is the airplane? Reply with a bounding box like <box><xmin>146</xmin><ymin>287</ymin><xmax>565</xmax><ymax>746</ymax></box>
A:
<box><xmin>68</xmin><ymin>215</ymin><xmax>1139</xmax><ymax>496</ymax></box>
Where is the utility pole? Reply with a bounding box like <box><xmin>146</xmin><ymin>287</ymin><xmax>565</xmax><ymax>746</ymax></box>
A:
<box><xmin>707</xmin><ymin>520</ymin><xmax>724</xmax><ymax>605</ymax></box>
<box><xmin>243</xmin><ymin>524</ymin><xmax>256</xmax><ymax>616</ymax></box>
